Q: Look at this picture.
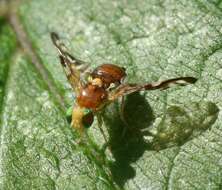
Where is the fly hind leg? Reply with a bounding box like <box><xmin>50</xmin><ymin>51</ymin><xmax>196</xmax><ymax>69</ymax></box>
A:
<box><xmin>96</xmin><ymin>114</ymin><xmax>110</xmax><ymax>151</ymax></box>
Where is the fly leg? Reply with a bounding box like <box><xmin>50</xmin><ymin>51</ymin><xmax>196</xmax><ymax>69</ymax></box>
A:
<box><xmin>96</xmin><ymin>114</ymin><xmax>109</xmax><ymax>151</ymax></box>
<box><xmin>119</xmin><ymin>96</ymin><xmax>131</xmax><ymax>138</ymax></box>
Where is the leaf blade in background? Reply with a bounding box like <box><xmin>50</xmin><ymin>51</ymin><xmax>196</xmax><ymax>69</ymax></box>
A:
<box><xmin>0</xmin><ymin>19</ymin><xmax>17</xmax><ymax>114</ymax></box>
<box><xmin>0</xmin><ymin>0</ymin><xmax>222</xmax><ymax>189</ymax></box>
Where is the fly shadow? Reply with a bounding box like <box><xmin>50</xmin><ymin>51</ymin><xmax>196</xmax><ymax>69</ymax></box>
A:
<box><xmin>102</xmin><ymin>92</ymin><xmax>219</xmax><ymax>188</ymax></box>
<box><xmin>102</xmin><ymin>92</ymin><xmax>154</xmax><ymax>187</ymax></box>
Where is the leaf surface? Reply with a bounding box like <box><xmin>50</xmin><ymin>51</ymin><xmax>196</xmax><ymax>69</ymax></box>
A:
<box><xmin>1</xmin><ymin>0</ymin><xmax>222</xmax><ymax>189</ymax></box>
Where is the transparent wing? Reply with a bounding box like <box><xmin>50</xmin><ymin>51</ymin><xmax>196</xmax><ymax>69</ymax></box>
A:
<box><xmin>50</xmin><ymin>32</ymin><xmax>89</xmax><ymax>93</ymax></box>
<box><xmin>109</xmin><ymin>77</ymin><xmax>197</xmax><ymax>101</ymax></box>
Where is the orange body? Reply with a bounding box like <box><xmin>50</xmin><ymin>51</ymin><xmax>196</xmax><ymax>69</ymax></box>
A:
<box><xmin>77</xmin><ymin>64</ymin><xmax>126</xmax><ymax>109</ymax></box>
<box><xmin>77</xmin><ymin>84</ymin><xmax>108</xmax><ymax>109</ymax></box>
<box><xmin>91</xmin><ymin>64</ymin><xmax>126</xmax><ymax>88</ymax></box>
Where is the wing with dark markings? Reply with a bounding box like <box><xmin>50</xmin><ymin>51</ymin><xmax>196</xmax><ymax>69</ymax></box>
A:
<box><xmin>109</xmin><ymin>77</ymin><xmax>197</xmax><ymax>101</ymax></box>
<box><xmin>50</xmin><ymin>32</ymin><xmax>89</xmax><ymax>93</ymax></box>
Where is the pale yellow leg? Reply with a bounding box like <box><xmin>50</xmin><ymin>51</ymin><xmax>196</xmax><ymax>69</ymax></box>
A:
<box><xmin>96</xmin><ymin>114</ymin><xmax>108</xmax><ymax>144</ymax></box>
<box><xmin>119</xmin><ymin>96</ymin><xmax>131</xmax><ymax>138</ymax></box>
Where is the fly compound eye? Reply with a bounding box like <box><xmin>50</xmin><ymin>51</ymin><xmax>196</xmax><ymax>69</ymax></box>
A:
<box><xmin>82</xmin><ymin>109</ymin><xmax>94</xmax><ymax>128</ymax></box>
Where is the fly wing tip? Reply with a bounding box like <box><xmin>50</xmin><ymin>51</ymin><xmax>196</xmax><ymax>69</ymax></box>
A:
<box><xmin>50</xmin><ymin>32</ymin><xmax>60</xmax><ymax>44</ymax></box>
<box><xmin>186</xmin><ymin>77</ymin><xmax>198</xmax><ymax>84</ymax></box>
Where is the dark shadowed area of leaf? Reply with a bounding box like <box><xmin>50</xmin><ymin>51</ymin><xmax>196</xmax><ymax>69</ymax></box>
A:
<box><xmin>0</xmin><ymin>0</ymin><xmax>222</xmax><ymax>189</ymax></box>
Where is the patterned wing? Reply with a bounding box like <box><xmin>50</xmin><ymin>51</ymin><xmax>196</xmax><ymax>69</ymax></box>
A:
<box><xmin>50</xmin><ymin>32</ymin><xmax>89</xmax><ymax>93</ymax></box>
<box><xmin>109</xmin><ymin>77</ymin><xmax>197</xmax><ymax>101</ymax></box>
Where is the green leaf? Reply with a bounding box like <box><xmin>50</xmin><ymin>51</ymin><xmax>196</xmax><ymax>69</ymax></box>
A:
<box><xmin>1</xmin><ymin>0</ymin><xmax>222</xmax><ymax>189</ymax></box>
<box><xmin>0</xmin><ymin>19</ymin><xmax>16</xmax><ymax>115</ymax></box>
